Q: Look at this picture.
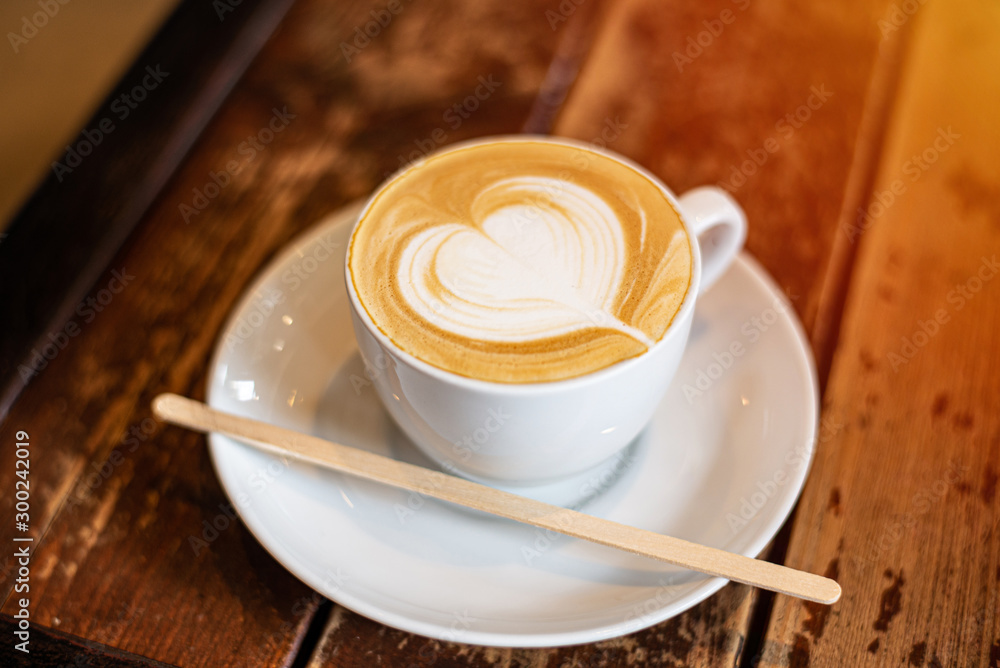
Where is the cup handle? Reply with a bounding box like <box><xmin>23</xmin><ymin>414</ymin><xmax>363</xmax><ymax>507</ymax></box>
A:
<box><xmin>677</xmin><ymin>187</ymin><xmax>748</xmax><ymax>294</ymax></box>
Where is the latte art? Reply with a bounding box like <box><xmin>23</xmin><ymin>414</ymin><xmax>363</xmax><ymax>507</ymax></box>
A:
<box><xmin>348</xmin><ymin>141</ymin><xmax>692</xmax><ymax>382</ymax></box>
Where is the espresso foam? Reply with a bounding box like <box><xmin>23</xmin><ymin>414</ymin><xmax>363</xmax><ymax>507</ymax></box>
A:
<box><xmin>349</xmin><ymin>140</ymin><xmax>692</xmax><ymax>383</ymax></box>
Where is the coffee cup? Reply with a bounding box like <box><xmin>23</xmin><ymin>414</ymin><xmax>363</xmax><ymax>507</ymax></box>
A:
<box><xmin>345</xmin><ymin>136</ymin><xmax>746</xmax><ymax>485</ymax></box>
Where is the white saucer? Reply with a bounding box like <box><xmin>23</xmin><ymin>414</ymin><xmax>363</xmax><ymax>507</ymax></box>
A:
<box><xmin>206</xmin><ymin>203</ymin><xmax>818</xmax><ymax>647</ymax></box>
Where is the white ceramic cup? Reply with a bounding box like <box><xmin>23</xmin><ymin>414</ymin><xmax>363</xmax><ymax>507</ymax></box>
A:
<box><xmin>345</xmin><ymin>136</ymin><xmax>747</xmax><ymax>485</ymax></box>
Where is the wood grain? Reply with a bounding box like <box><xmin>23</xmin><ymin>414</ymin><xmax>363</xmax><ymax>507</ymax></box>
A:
<box><xmin>0</xmin><ymin>0</ymin><xmax>297</xmax><ymax>418</ymax></box>
<box><xmin>761</xmin><ymin>0</ymin><xmax>1000</xmax><ymax>665</ymax></box>
<box><xmin>0</xmin><ymin>614</ymin><xmax>177</xmax><ymax>668</ymax></box>
<box><xmin>3</xmin><ymin>0</ymin><xmax>992</xmax><ymax>664</ymax></box>
<box><xmin>0</xmin><ymin>0</ymin><xmax>566</xmax><ymax>665</ymax></box>
<box><xmin>308</xmin><ymin>585</ymin><xmax>755</xmax><ymax>668</ymax></box>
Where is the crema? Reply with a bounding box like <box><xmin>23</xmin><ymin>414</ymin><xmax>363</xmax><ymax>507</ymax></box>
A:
<box><xmin>348</xmin><ymin>140</ymin><xmax>692</xmax><ymax>382</ymax></box>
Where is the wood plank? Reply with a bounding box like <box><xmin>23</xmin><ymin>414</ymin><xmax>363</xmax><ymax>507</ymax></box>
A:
<box><xmin>0</xmin><ymin>0</ymin><xmax>566</xmax><ymax>665</ymax></box>
<box><xmin>761</xmin><ymin>0</ymin><xmax>1000</xmax><ymax>665</ymax></box>
<box><xmin>0</xmin><ymin>0</ymin><xmax>297</xmax><ymax>418</ymax></box>
<box><xmin>539</xmin><ymin>0</ymin><xmax>897</xmax><ymax>665</ymax></box>
<box><xmin>308</xmin><ymin>586</ymin><xmax>753</xmax><ymax>668</ymax></box>
<box><xmin>0</xmin><ymin>614</ymin><xmax>179</xmax><ymax>668</ymax></box>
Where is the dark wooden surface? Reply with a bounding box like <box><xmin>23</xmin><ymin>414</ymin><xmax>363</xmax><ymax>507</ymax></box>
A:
<box><xmin>0</xmin><ymin>0</ymin><xmax>298</xmax><ymax>418</ymax></box>
<box><xmin>763</xmin><ymin>1</ymin><xmax>1000</xmax><ymax>666</ymax></box>
<box><xmin>1</xmin><ymin>0</ymin><xmax>998</xmax><ymax>666</ymax></box>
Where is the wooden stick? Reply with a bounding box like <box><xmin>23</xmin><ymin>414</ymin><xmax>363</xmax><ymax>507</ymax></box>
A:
<box><xmin>153</xmin><ymin>393</ymin><xmax>841</xmax><ymax>605</ymax></box>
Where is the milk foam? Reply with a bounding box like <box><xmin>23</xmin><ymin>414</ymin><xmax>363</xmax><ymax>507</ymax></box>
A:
<box><xmin>399</xmin><ymin>177</ymin><xmax>655</xmax><ymax>347</ymax></box>
<box><xmin>348</xmin><ymin>140</ymin><xmax>691</xmax><ymax>383</ymax></box>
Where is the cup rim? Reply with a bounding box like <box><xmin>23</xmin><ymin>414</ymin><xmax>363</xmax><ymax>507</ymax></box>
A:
<box><xmin>344</xmin><ymin>134</ymin><xmax>704</xmax><ymax>394</ymax></box>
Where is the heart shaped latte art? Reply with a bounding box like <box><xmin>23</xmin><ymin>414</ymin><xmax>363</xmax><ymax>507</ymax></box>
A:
<box><xmin>400</xmin><ymin>177</ymin><xmax>657</xmax><ymax>346</ymax></box>
<box><xmin>349</xmin><ymin>141</ymin><xmax>691</xmax><ymax>383</ymax></box>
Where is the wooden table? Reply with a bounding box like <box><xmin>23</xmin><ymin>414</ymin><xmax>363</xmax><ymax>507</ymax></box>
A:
<box><xmin>2</xmin><ymin>0</ymin><xmax>998</xmax><ymax>665</ymax></box>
